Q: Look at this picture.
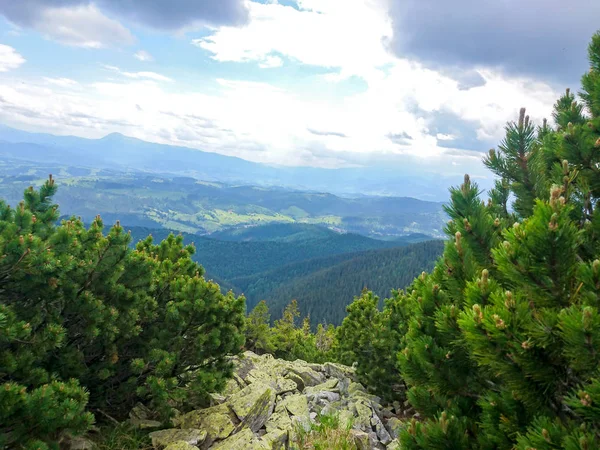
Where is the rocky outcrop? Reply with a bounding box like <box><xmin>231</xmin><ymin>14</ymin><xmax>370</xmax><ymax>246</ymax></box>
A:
<box><xmin>148</xmin><ymin>351</ymin><xmax>405</xmax><ymax>449</ymax></box>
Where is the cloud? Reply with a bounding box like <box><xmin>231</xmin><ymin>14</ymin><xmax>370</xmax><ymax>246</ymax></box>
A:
<box><xmin>134</xmin><ymin>50</ymin><xmax>154</xmax><ymax>62</ymax></box>
<box><xmin>42</xmin><ymin>77</ymin><xmax>79</xmax><ymax>87</ymax></box>
<box><xmin>193</xmin><ymin>0</ymin><xmax>393</xmax><ymax>80</ymax></box>
<box><xmin>436</xmin><ymin>133</ymin><xmax>455</xmax><ymax>141</ymax></box>
<box><xmin>0</xmin><ymin>0</ymin><xmax>565</xmax><ymax>177</ymax></box>
<box><xmin>385</xmin><ymin>0</ymin><xmax>600</xmax><ymax>85</ymax></box>
<box><xmin>308</xmin><ymin>128</ymin><xmax>347</xmax><ymax>138</ymax></box>
<box><xmin>102</xmin><ymin>64</ymin><xmax>173</xmax><ymax>82</ymax></box>
<box><xmin>0</xmin><ymin>2</ymin><xmax>134</xmax><ymax>48</ymax></box>
<box><xmin>0</xmin><ymin>44</ymin><xmax>25</xmax><ymax>72</ymax></box>
<box><xmin>0</xmin><ymin>0</ymin><xmax>248</xmax><ymax>44</ymax></box>
<box><xmin>258</xmin><ymin>55</ymin><xmax>283</xmax><ymax>69</ymax></box>
<box><xmin>99</xmin><ymin>0</ymin><xmax>249</xmax><ymax>30</ymax></box>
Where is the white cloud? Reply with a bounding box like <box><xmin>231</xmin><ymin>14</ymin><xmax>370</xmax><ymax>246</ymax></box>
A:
<box><xmin>0</xmin><ymin>44</ymin><xmax>25</xmax><ymax>72</ymax></box>
<box><xmin>102</xmin><ymin>64</ymin><xmax>173</xmax><ymax>82</ymax></box>
<box><xmin>436</xmin><ymin>133</ymin><xmax>456</xmax><ymax>141</ymax></box>
<box><xmin>33</xmin><ymin>4</ymin><xmax>133</xmax><ymax>48</ymax></box>
<box><xmin>192</xmin><ymin>0</ymin><xmax>393</xmax><ymax>81</ymax></box>
<box><xmin>134</xmin><ymin>50</ymin><xmax>154</xmax><ymax>62</ymax></box>
<box><xmin>0</xmin><ymin>0</ymin><xmax>560</xmax><ymax>175</ymax></box>
<box><xmin>259</xmin><ymin>55</ymin><xmax>283</xmax><ymax>69</ymax></box>
<box><xmin>42</xmin><ymin>77</ymin><xmax>79</xmax><ymax>87</ymax></box>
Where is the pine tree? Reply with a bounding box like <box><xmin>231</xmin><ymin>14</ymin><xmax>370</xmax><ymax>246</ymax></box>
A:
<box><xmin>0</xmin><ymin>179</ymin><xmax>246</xmax><ymax>448</ymax></box>
<box><xmin>246</xmin><ymin>300</ymin><xmax>275</xmax><ymax>354</ymax></box>
<box><xmin>344</xmin><ymin>30</ymin><xmax>600</xmax><ymax>450</ymax></box>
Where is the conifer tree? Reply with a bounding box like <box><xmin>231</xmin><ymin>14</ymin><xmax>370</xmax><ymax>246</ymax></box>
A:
<box><xmin>0</xmin><ymin>179</ymin><xmax>246</xmax><ymax>448</ymax></box>
<box><xmin>245</xmin><ymin>300</ymin><xmax>275</xmax><ymax>354</ymax></box>
<box><xmin>344</xmin><ymin>30</ymin><xmax>600</xmax><ymax>450</ymax></box>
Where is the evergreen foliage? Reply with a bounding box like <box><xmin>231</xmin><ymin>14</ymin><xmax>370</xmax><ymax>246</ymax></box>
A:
<box><xmin>0</xmin><ymin>179</ymin><xmax>245</xmax><ymax>448</ymax></box>
<box><xmin>244</xmin><ymin>300</ymin><xmax>336</xmax><ymax>364</ymax></box>
<box><xmin>342</xmin><ymin>31</ymin><xmax>600</xmax><ymax>449</ymax></box>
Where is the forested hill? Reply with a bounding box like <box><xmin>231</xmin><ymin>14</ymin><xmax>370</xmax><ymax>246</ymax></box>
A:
<box><xmin>127</xmin><ymin>225</ymin><xmax>415</xmax><ymax>280</ymax></box>
<box><xmin>261</xmin><ymin>240</ymin><xmax>444</xmax><ymax>324</ymax></box>
<box><xmin>127</xmin><ymin>224</ymin><xmax>443</xmax><ymax>325</ymax></box>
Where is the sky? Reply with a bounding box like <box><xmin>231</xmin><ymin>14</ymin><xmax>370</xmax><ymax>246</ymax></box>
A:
<box><xmin>0</xmin><ymin>0</ymin><xmax>598</xmax><ymax>178</ymax></box>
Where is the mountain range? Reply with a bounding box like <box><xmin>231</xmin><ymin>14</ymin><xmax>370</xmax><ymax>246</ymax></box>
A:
<box><xmin>0</xmin><ymin>123</ymin><xmax>475</xmax><ymax>201</ymax></box>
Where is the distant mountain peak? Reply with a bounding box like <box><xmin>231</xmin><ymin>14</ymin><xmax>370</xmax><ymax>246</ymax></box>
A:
<box><xmin>101</xmin><ymin>132</ymin><xmax>129</xmax><ymax>141</ymax></box>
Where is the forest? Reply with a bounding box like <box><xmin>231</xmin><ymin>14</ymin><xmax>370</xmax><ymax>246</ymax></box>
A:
<box><xmin>2</xmin><ymin>30</ymin><xmax>600</xmax><ymax>450</ymax></box>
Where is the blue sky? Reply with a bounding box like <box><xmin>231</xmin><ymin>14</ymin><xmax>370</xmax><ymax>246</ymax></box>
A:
<box><xmin>0</xmin><ymin>0</ymin><xmax>598</xmax><ymax>180</ymax></box>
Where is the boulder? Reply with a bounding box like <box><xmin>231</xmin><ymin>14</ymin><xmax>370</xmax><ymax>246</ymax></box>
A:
<box><xmin>283</xmin><ymin>372</ymin><xmax>305</xmax><ymax>392</ymax></box>
<box><xmin>228</xmin><ymin>382</ymin><xmax>276</xmax><ymax>432</ymax></box>
<box><xmin>282</xmin><ymin>394</ymin><xmax>309</xmax><ymax>417</ymax></box>
<box><xmin>149</xmin><ymin>429</ymin><xmax>207</xmax><ymax>449</ymax></box>
<box><xmin>288</xmin><ymin>366</ymin><xmax>324</xmax><ymax>387</ymax></box>
<box><xmin>163</xmin><ymin>442</ymin><xmax>198</xmax><ymax>450</ymax></box>
<box><xmin>129</xmin><ymin>402</ymin><xmax>162</xmax><ymax>429</ymax></box>
<box><xmin>174</xmin><ymin>404</ymin><xmax>236</xmax><ymax>447</ymax></box>
<box><xmin>324</xmin><ymin>362</ymin><xmax>357</xmax><ymax>382</ymax></box>
<box><xmin>350</xmin><ymin>429</ymin><xmax>371</xmax><ymax>450</ymax></box>
<box><xmin>67</xmin><ymin>436</ymin><xmax>95</xmax><ymax>450</ymax></box>
<box><xmin>372</xmin><ymin>414</ymin><xmax>392</xmax><ymax>445</ymax></box>
<box><xmin>210</xmin><ymin>427</ymin><xmax>269</xmax><ymax>450</ymax></box>
<box><xmin>262</xmin><ymin>428</ymin><xmax>288</xmax><ymax>449</ymax></box>
<box><xmin>265</xmin><ymin>402</ymin><xmax>292</xmax><ymax>434</ymax></box>
<box><xmin>386</xmin><ymin>417</ymin><xmax>403</xmax><ymax>440</ymax></box>
<box><xmin>304</xmin><ymin>378</ymin><xmax>339</xmax><ymax>394</ymax></box>
<box><xmin>387</xmin><ymin>439</ymin><xmax>402</xmax><ymax>450</ymax></box>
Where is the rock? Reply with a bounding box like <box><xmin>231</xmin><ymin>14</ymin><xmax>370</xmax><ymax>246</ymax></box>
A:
<box><xmin>387</xmin><ymin>439</ymin><xmax>402</xmax><ymax>450</ymax></box>
<box><xmin>163</xmin><ymin>442</ymin><xmax>198</xmax><ymax>450</ymax></box>
<box><xmin>386</xmin><ymin>417</ymin><xmax>403</xmax><ymax>440</ymax></box>
<box><xmin>274</xmin><ymin>376</ymin><xmax>298</xmax><ymax>395</ymax></box>
<box><xmin>142</xmin><ymin>353</ymin><xmax>393</xmax><ymax>450</ymax></box>
<box><xmin>174</xmin><ymin>404</ymin><xmax>236</xmax><ymax>447</ymax></box>
<box><xmin>129</xmin><ymin>402</ymin><xmax>162</xmax><ymax>429</ymax></box>
<box><xmin>352</xmin><ymin>399</ymin><xmax>374</xmax><ymax>431</ymax></box>
<box><xmin>211</xmin><ymin>427</ymin><xmax>269</xmax><ymax>450</ymax></box>
<box><xmin>324</xmin><ymin>362</ymin><xmax>357</xmax><ymax>382</ymax></box>
<box><xmin>262</xmin><ymin>428</ymin><xmax>288</xmax><ymax>449</ymax></box>
<box><xmin>209</xmin><ymin>393</ymin><xmax>227</xmax><ymax>405</ymax></box>
<box><xmin>350</xmin><ymin>429</ymin><xmax>371</xmax><ymax>450</ymax></box>
<box><xmin>304</xmin><ymin>378</ymin><xmax>339</xmax><ymax>394</ymax></box>
<box><xmin>229</xmin><ymin>382</ymin><xmax>276</xmax><ymax>432</ymax></box>
<box><xmin>282</xmin><ymin>394</ymin><xmax>309</xmax><ymax>417</ymax></box>
<box><xmin>372</xmin><ymin>414</ymin><xmax>392</xmax><ymax>445</ymax></box>
<box><xmin>348</xmin><ymin>382</ymin><xmax>367</xmax><ymax>395</ymax></box>
<box><xmin>68</xmin><ymin>436</ymin><xmax>95</xmax><ymax>450</ymax></box>
<box><xmin>307</xmin><ymin>363</ymin><xmax>324</xmax><ymax>372</ymax></box>
<box><xmin>264</xmin><ymin>403</ymin><xmax>291</xmax><ymax>434</ymax></box>
<box><xmin>306</xmin><ymin>390</ymin><xmax>341</xmax><ymax>404</ymax></box>
<box><xmin>284</xmin><ymin>372</ymin><xmax>305</xmax><ymax>392</ymax></box>
<box><xmin>291</xmin><ymin>415</ymin><xmax>312</xmax><ymax>433</ymax></box>
<box><xmin>288</xmin><ymin>366</ymin><xmax>324</xmax><ymax>387</ymax></box>
<box><xmin>149</xmin><ymin>429</ymin><xmax>207</xmax><ymax>448</ymax></box>
<box><xmin>221</xmin><ymin>377</ymin><xmax>243</xmax><ymax>397</ymax></box>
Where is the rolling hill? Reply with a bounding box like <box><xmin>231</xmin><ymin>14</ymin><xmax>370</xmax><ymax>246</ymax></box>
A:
<box><xmin>0</xmin><ymin>161</ymin><xmax>447</xmax><ymax>237</ymax></box>
<box><xmin>126</xmin><ymin>224</ymin><xmax>444</xmax><ymax>325</ymax></box>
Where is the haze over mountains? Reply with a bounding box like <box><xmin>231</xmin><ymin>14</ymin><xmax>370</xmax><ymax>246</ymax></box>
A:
<box><xmin>0</xmin><ymin>124</ymin><xmax>448</xmax><ymax>238</ymax></box>
<box><xmin>0</xmin><ymin>124</ymin><xmax>481</xmax><ymax>201</ymax></box>
<box><xmin>0</xmin><ymin>123</ymin><xmax>449</xmax><ymax>323</ymax></box>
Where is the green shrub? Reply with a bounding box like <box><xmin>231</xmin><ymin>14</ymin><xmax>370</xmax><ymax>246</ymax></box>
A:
<box><xmin>343</xmin><ymin>31</ymin><xmax>600</xmax><ymax>449</ymax></box>
<box><xmin>0</xmin><ymin>179</ymin><xmax>245</xmax><ymax>448</ymax></box>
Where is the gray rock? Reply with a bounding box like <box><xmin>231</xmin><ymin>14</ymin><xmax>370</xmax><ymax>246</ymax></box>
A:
<box><xmin>149</xmin><ymin>429</ymin><xmax>207</xmax><ymax>449</ymax></box>
<box><xmin>386</xmin><ymin>417</ymin><xmax>403</xmax><ymax>440</ymax></box>
<box><xmin>228</xmin><ymin>382</ymin><xmax>276</xmax><ymax>432</ymax></box>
